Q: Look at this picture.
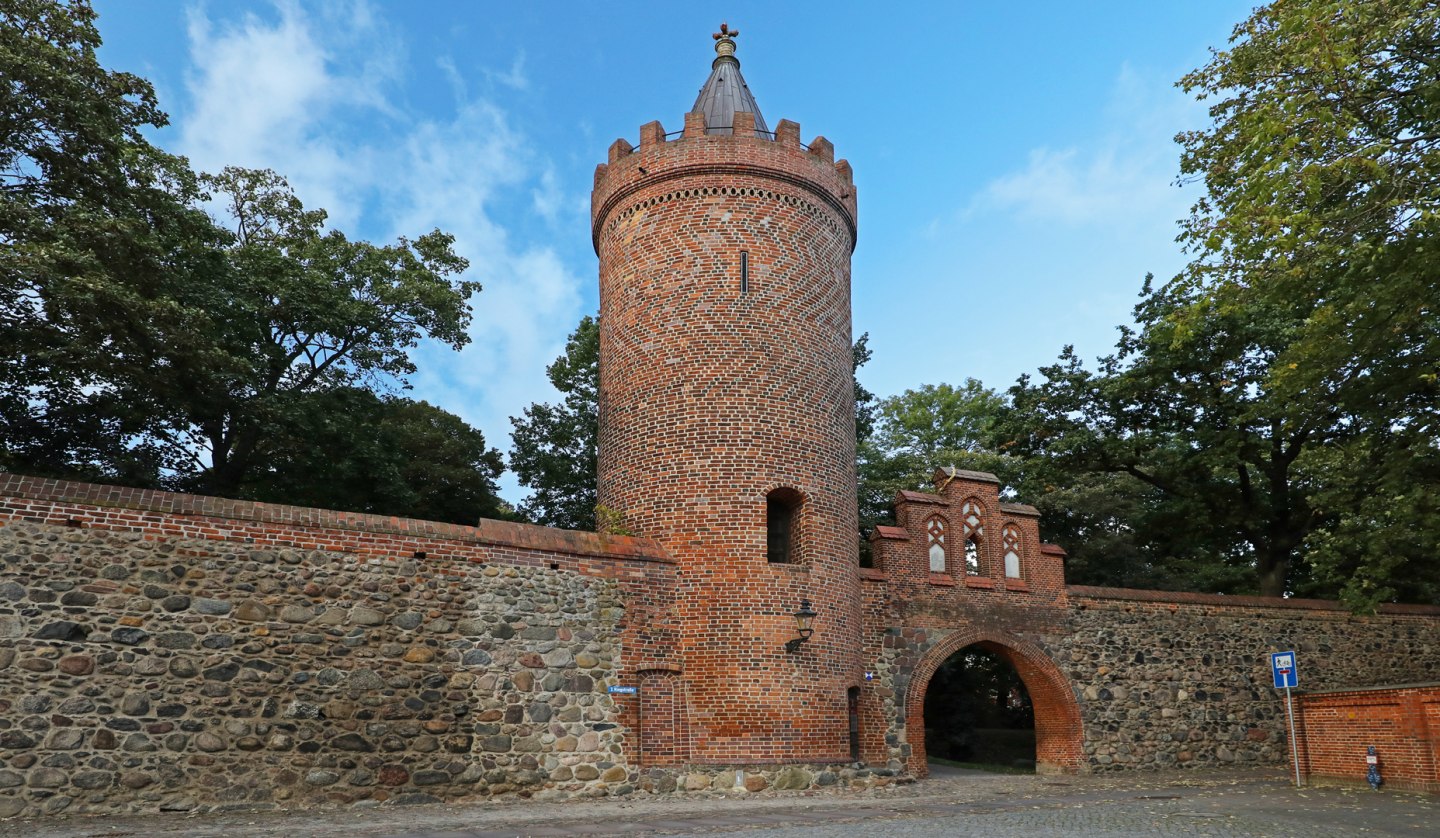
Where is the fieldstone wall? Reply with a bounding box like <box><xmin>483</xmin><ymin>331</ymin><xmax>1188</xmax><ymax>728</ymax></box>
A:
<box><xmin>0</xmin><ymin>509</ymin><xmax>660</xmax><ymax>819</ymax></box>
<box><xmin>860</xmin><ymin>583</ymin><xmax>1440</xmax><ymax>779</ymax></box>
<box><xmin>1054</xmin><ymin>590</ymin><xmax>1440</xmax><ymax>772</ymax></box>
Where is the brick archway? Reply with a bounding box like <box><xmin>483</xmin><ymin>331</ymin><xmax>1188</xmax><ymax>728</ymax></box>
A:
<box><xmin>904</xmin><ymin>629</ymin><xmax>1082</xmax><ymax>776</ymax></box>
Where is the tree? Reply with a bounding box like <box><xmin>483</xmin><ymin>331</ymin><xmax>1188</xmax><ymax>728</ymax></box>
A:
<box><xmin>1</xmin><ymin>0</ymin><xmax>166</xmax><ymax>228</ymax></box>
<box><xmin>1007</xmin><ymin>277</ymin><xmax>1328</xmax><ymax>597</ymax></box>
<box><xmin>1172</xmin><ymin>0</ymin><xmax>1440</xmax><ymax>606</ymax></box>
<box><xmin>509</xmin><ymin>315</ymin><xmax>599</xmax><ymax>530</ymax></box>
<box><xmin>243</xmin><ymin>388</ymin><xmax>510</xmax><ymax>525</ymax></box>
<box><xmin>155</xmin><ymin>167</ymin><xmax>477</xmax><ymax>496</ymax></box>
<box><xmin>872</xmin><ymin>381</ymin><xmax>1006</xmax><ymax>459</ymax></box>
<box><xmin>2</xmin><ymin>4</ymin><xmax>491</xmax><ymax>517</ymax></box>
<box><xmin>852</xmin><ymin>332</ymin><xmax>877</xmax><ymax>445</ymax></box>
<box><xmin>857</xmin><ymin>380</ymin><xmax>1010</xmax><ymax>539</ymax></box>
<box><xmin>4</xmin><ymin>164</ymin><xmax>479</xmax><ymax>496</ymax></box>
<box><xmin>1</xmin><ymin>0</ymin><xmax>219</xmax><ymax>481</ymax></box>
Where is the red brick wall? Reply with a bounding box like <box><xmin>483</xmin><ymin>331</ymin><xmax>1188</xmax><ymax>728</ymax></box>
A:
<box><xmin>870</xmin><ymin>472</ymin><xmax>1067</xmax><ymax>605</ymax></box>
<box><xmin>1296</xmin><ymin>684</ymin><xmax>1440</xmax><ymax>791</ymax></box>
<box><xmin>592</xmin><ymin>111</ymin><xmax>862</xmax><ymax>765</ymax></box>
<box><xmin>861</xmin><ymin>472</ymin><xmax>1079</xmax><ymax>774</ymax></box>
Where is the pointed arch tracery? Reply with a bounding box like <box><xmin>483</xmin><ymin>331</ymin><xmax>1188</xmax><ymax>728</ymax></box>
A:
<box><xmin>925</xmin><ymin>515</ymin><xmax>947</xmax><ymax>573</ymax></box>
<box><xmin>960</xmin><ymin>497</ymin><xmax>985</xmax><ymax>575</ymax></box>
<box><xmin>1002</xmin><ymin>522</ymin><xmax>1024</xmax><ymax>579</ymax></box>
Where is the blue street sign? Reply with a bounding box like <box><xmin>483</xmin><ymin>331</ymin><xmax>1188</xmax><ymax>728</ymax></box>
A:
<box><xmin>1271</xmin><ymin>651</ymin><xmax>1298</xmax><ymax>689</ymax></box>
<box><xmin>607</xmin><ymin>685</ymin><xmax>638</xmax><ymax>695</ymax></box>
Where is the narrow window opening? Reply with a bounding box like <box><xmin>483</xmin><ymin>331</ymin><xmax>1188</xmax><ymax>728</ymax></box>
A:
<box><xmin>960</xmin><ymin>498</ymin><xmax>985</xmax><ymax>576</ymax></box>
<box><xmin>766</xmin><ymin>487</ymin><xmax>802</xmax><ymax>563</ymax></box>
<box><xmin>927</xmin><ymin>516</ymin><xmax>947</xmax><ymax>573</ymax></box>
<box><xmin>1003</xmin><ymin>524</ymin><xmax>1023</xmax><ymax>578</ymax></box>
<box><xmin>740</xmin><ymin>250</ymin><xmax>749</xmax><ymax>293</ymax></box>
<box><xmin>965</xmin><ymin>536</ymin><xmax>981</xmax><ymax>576</ymax></box>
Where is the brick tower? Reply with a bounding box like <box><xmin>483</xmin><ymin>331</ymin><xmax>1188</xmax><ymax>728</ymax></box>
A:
<box><xmin>592</xmin><ymin>25</ymin><xmax>861</xmax><ymax>765</ymax></box>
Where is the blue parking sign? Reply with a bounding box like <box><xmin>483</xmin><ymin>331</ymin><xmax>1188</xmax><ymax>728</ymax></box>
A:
<box><xmin>1271</xmin><ymin>651</ymin><xmax>1298</xmax><ymax>689</ymax></box>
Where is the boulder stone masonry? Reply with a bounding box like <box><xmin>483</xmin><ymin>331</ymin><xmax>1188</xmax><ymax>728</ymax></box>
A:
<box><xmin>0</xmin><ymin>518</ymin><xmax>639</xmax><ymax>816</ymax></box>
<box><xmin>0</xmin><ymin>473</ymin><xmax>693</xmax><ymax>818</ymax></box>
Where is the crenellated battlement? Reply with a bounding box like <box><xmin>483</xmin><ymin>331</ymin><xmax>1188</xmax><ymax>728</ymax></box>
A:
<box><xmin>591</xmin><ymin>111</ymin><xmax>857</xmax><ymax>253</ymax></box>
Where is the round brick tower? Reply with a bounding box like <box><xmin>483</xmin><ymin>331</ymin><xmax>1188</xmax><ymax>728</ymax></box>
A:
<box><xmin>592</xmin><ymin>25</ymin><xmax>861</xmax><ymax>765</ymax></box>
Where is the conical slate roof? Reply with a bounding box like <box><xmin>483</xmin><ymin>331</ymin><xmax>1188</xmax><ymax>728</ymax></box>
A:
<box><xmin>692</xmin><ymin>23</ymin><xmax>770</xmax><ymax>137</ymax></box>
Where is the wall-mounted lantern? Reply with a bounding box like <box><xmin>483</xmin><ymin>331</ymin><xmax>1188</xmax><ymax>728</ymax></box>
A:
<box><xmin>785</xmin><ymin>599</ymin><xmax>817</xmax><ymax>653</ymax></box>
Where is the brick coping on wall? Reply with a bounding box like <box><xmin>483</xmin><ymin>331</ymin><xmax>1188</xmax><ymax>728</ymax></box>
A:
<box><xmin>1297</xmin><ymin>681</ymin><xmax>1440</xmax><ymax>696</ymax></box>
<box><xmin>1068</xmin><ymin>585</ymin><xmax>1440</xmax><ymax>616</ymax></box>
<box><xmin>0</xmin><ymin>472</ymin><xmax>673</xmax><ymax>564</ymax></box>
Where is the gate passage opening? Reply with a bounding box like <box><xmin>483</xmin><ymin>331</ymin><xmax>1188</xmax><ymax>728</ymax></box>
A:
<box><xmin>924</xmin><ymin>646</ymin><xmax>1036</xmax><ymax>772</ymax></box>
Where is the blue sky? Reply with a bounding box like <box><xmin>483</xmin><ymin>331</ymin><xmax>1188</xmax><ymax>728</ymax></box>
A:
<box><xmin>92</xmin><ymin>1</ymin><xmax>1257</xmax><ymax>503</ymax></box>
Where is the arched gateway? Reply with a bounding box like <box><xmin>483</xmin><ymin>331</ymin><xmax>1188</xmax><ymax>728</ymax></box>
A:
<box><xmin>903</xmin><ymin>629</ymin><xmax>1082</xmax><ymax>776</ymax></box>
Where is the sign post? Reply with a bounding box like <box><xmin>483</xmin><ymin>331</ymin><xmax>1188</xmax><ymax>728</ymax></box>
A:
<box><xmin>1271</xmin><ymin>651</ymin><xmax>1302</xmax><ymax>787</ymax></box>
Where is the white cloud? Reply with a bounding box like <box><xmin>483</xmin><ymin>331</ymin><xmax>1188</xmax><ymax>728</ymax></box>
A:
<box><xmin>531</xmin><ymin>166</ymin><xmax>565</xmax><ymax>223</ymax></box>
<box><xmin>173</xmin><ymin>1</ymin><xmax>586</xmax><ymax>501</ymax></box>
<box><xmin>967</xmin><ymin>64</ymin><xmax>1202</xmax><ymax>230</ymax></box>
<box><xmin>383</xmin><ymin>100</ymin><xmax>585</xmax><ymax>448</ymax></box>
<box><xmin>870</xmin><ymin>63</ymin><xmax>1211</xmax><ymax>401</ymax></box>
<box><xmin>485</xmin><ymin>51</ymin><xmax>529</xmax><ymax>91</ymax></box>
<box><xmin>178</xmin><ymin>1</ymin><xmax>392</xmax><ymax>227</ymax></box>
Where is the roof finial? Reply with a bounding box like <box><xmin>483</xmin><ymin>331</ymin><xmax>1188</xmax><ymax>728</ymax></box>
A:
<box><xmin>712</xmin><ymin>22</ymin><xmax>739</xmax><ymax>62</ymax></box>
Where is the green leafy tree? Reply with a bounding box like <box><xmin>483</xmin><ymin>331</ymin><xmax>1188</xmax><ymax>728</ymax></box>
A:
<box><xmin>852</xmin><ymin>332</ymin><xmax>877</xmax><ymax>444</ymax></box>
<box><xmin>159</xmin><ymin>167</ymin><xmax>478</xmax><ymax>496</ymax></box>
<box><xmin>2</xmin><ymin>3</ymin><xmax>492</xmax><ymax>518</ymax></box>
<box><xmin>244</xmin><ymin>388</ymin><xmax>510</xmax><ymax>525</ymax></box>
<box><xmin>1172</xmin><ymin>0</ymin><xmax>1440</xmax><ymax>606</ymax></box>
<box><xmin>873</xmin><ymin>380</ymin><xmax>1006</xmax><ymax>459</ymax></box>
<box><xmin>5</xmin><ymin>164</ymin><xmax>479</xmax><ymax>497</ymax></box>
<box><xmin>1007</xmin><ymin>275</ymin><xmax>1366</xmax><ymax>599</ymax></box>
<box><xmin>509</xmin><ymin>315</ymin><xmax>599</xmax><ymax>530</ymax></box>
<box><xmin>858</xmin><ymin>380</ymin><xmax>1010</xmax><ymax>540</ymax></box>
<box><xmin>1</xmin><ymin>0</ymin><xmax>219</xmax><ymax>480</ymax></box>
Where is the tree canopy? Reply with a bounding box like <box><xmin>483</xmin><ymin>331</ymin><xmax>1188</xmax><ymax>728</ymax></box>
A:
<box><xmin>245</xmin><ymin>388</ymin><xmax>509</xmax><ymax>525</ymax></box>
<box><xmin>508</xmin><ymin>315</ymin><xmax>600</xmax><ymax>530</ymax></box>
<box><xmin>1170</xmin><ymin>0</ymin><xmax>1440</xmax><ymax>605</ymax></box>
<box><xmin>857</xmin><ymin>380</ymin><xmax>1009</xmax><ymax>547</ymax></box>
<box><xmin>2</xmin><ymin>0</ymin><xmax>505</xmax><ymax>525</ymax></box>
<box><xmin>989</xmin><ymin>0</ymin><xmax>1440</xmax><ymax>606</ymax></box>
<box><xmin>1005</xmin><ymin>279</ymin><xmax>1324</xmax><ymax>597</ymax></box>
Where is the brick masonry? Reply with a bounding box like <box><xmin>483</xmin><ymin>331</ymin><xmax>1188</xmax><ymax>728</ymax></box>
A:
<box><xmin>592</xmin><ymin>111</ymin><xmax>862</xmax><ymax>766</ymax></box>
<box><xmin>1295</xmin><ymin>684</ymin><xmax>1440</xmax><ymax>791</ymax></box>
<box><xmin>856</xmin><ymin>471</ymin><xmax>1440</xmax><ymax>780</ymax></box>
<box><xmin>5</xmin><ymin>474</ymin><xmax>1440</xmax><ymax>815</ymax></box>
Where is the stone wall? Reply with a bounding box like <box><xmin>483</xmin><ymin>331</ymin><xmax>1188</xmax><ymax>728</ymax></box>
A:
<box><xmin>1053</xmin><ymin>589</ymin><xmax>1440</xmax><ymax>772</ymax></box>
<box><xmin>858</xmin><ymin>564</ymin><xmax>1440</xmax><ymax>778</ymax></box>
<box><xmin>0</xmin><ymin>475</ymin><xmax>677</xmax><ymax>819</ymax></box>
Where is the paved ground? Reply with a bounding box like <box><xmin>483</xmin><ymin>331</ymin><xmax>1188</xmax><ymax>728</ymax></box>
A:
<box><xmin>3</xmin><ymin>766</ymin><xmax>1436</xmax><ymax>838</ymax></box>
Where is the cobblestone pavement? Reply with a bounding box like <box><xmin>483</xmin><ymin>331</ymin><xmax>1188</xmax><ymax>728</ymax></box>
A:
<box><xmin>3</xmin><ymin>767</ymin><xmax>1436</xmax><ymax>838</ymax></box>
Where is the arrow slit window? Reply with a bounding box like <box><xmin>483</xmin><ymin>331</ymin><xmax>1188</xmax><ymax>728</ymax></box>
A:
<box><xmin>766</xmin><ymin>487</ymin><xmax>803</xmax><ymax>564</ymax></box>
